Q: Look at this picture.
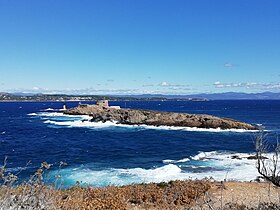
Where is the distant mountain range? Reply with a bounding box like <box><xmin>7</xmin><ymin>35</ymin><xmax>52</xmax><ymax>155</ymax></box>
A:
<box><xmin>0</xmin><ymin>92</ymin><xmax>206</xmax><ymax>101</ymax></box>
<box><xmin>1</xmin><ymin>91</ymin><xmax>280</xmax><ymax>101</ymax></box>
<box><xmin>125</xmin><ymin>92</ymin><xmax>280</xmax><ymax>100</ymax></box>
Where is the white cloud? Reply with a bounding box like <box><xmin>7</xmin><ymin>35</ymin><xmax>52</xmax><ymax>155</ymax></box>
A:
<box><xmin>6</xmin><ymin>87</ymin><xmax>141</xmax><ymax>95</ymax></box>
<box><xmin>158</xmin><ymin>81</ymin><xmax>189</xmax><ymax>88</ymax></box>
<box><xmin>27</xmin><ymin>87</ymin><xmax>49</xmax><ymax>92</ymax></box>
<box><xmin>159</xmin><ymin>81</ymin><xmax>169</xmax><ymax>87</ymax></box>
<box><xmin>142</xmin><ymin>84</ymin><xmax>154</xmax><ymax>87</ymax></box>
<box><xmin>32</xmin><ymin>87</ymin><xmax>41</xmax><ymax>91</ymax></box>
<box><xmin>213</xmin><ymin>82</ymin><xmax>280</xmax><ymax>90</ymax></box>
<box><xmin>167</xmin><ymin>87</ymin><xmax>193</xmax><ymax>91</ymax></box>
<box><xmin>6</xmin><ymin>85</ymin><xmax>198</xmax><ymax>95</ymax></box>
<box><xmin>224</xmin><ymin>63</ymin><xmax>236</xmax><ymax>68</ymax></box>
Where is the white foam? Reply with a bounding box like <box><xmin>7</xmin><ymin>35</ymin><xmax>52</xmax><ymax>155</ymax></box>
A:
<box><xmin>163</xmin><ymin>158</ymin><xmax>190</xmax><ymax>164</ymax></box>
<box><xmin>191</xmin><ymin>151</ymin><xmax>219</xmax><ymax>160</ymax></box>
<box><xmin>44</xmin><ymin>120</ymin><xmax>117</xmax><ymax>128</ymax></box>
<box><xmin>191</xmin><ymin>151</ymin><xmax>269</xmax><ymax>161</ymax></box>
<box><xmin>118</xmin><ymin>164</ymin><xmax>182</xmax><ymax>182</ymax></box>
<box><xmin>42</xmin><ymin>118</ymin><xmax>259</xmax><ymax>133</ymax></box>
<box><xmin>189</xmin><ymin>151</ymin><xmax>279</xmax><ymax>181</ymax></box>
<box><xmin>125</xmin><ymin>124</ymin><xmax>259</xmax><ymax>133</ymax></box>
<box><xmin>39</xmin><ymin>112</ymin><xmax>69</xmax><ymax>117</ymax></box>
<box><xmin>51</xmin><ymin>164</ymin><xmax>183</xmax><ymax>187</ymax></box>
<box><xmin>177</xmin><ymin>158</ymin><xmax>190</xmax><ymax>163</ymax></box>
<box><xmin>27</xmin><ymin>113</ymin><xmax>37</xmax><ymax>116</ymax></box>
<box><xmin>49</xmin><ymin>151</ymin><xmax>274</xmax><ymax>187</ymax></box>
<box><xmin>148</xmin><ymin>126</ymin><xmax>259</xmax><ymax>133</ymax></box>
<box><xmin>31</xmin><ymin>112</ymin><xmax>91</xmax><ymax>120</ymax></box>
<box><xmin>162</xmin><ymin>159</ymin><xmax>175</xmax><ymax>163</ymax></box>
<box><xmin>43</xmin><ymin>108</ymin><xmax>55</xmax><ymax>111</ymax></box>
<box><xmin>189</xmin><ymin>166</ymin><xmax>208</xmax><ymax>169</ymax></box>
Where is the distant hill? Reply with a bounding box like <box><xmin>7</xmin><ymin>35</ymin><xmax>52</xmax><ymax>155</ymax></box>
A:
<box><xmin>1</xmin><ymin>92</ymin><xmax>280</xmax><ymax>101</ymax></box>
<box><xmin>186</xmin><ymin>92</ymin><xmax>280</xmax><ymax>100</ymax></box>
<box><xmin>115</xmin><ymin>92</ymin><xmax>280</xmax><ymax>100</ymax></box>
<box><xmin>0</xmin><ymin>92</ymin><xmax>207</xmax><ymax>101</ymax></box>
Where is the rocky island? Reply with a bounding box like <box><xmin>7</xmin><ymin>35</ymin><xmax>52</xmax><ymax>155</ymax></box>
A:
<box><xmin>64</xmin><ymin>100</ymin><xmax>258</xmax><ymax>130</ymax></box>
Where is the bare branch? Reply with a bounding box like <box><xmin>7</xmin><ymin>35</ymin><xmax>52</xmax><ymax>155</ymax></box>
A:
<box><xmin>255</xmin><ymin>131</ymin><xmax>280</xmax><ymax>187</ymax></box>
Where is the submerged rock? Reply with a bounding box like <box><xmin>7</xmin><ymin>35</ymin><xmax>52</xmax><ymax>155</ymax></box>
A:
<box><xmin>64</xmin><ymin>102</ymin><xmax>259</xmax><ymax>130</ymax></box>
<box><xmin>246</xmin><ymin>155</ymin><xmax>268</xmax><ymax>160</ymax></box>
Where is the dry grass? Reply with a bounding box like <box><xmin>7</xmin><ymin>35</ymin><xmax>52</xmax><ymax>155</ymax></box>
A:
<box><xmin>56</xmin><ymin>180</ymin><xmax>211</xmax><ymax>210</ymax></box>
<box><xmin>1</xmin><ymin>178</ymin><xmax>210</xmax><ymax>210</ymax></box>
<box><xmin>2</xmin><ymin>177</ymin><xmax>280</xmax><ymax>210</ymax></box>
<box><xmin>0</xmin><ymin>184</ymin><xmax>58</xmax><ymax>210</ymax></box>
<box><xmin>0</xmin><ymin>161</ymin><xmax>59</xmax><ymax>210</ymax></box>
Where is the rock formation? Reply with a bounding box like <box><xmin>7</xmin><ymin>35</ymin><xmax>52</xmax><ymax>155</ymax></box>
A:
<box><xmin>64</xmin><ymin>101</ymin><xmax>258</xmax><ymax>130</ymax></box>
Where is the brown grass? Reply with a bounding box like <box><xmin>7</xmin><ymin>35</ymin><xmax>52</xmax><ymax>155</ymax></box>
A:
<box><xmin>56</xmin><ymin>180</ymin><xmax>211</xmax><ymax>210</ymax></box>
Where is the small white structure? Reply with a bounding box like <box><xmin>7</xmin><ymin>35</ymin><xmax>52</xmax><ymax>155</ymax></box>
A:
<box><xmin>110</xmin><ymin>105</ymin><xmax>121</xmax><ymax>110</ymax></box>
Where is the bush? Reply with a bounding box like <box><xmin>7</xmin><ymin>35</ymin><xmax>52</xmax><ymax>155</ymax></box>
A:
<box><xmin>0</xmin><ymin>159</ymin><xmax>58</xmax><ymax>210</ymax></box>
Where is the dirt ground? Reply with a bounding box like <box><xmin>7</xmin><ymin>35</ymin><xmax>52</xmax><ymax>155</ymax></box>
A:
<box><xmin>192</xmin><ymin>181</ymin><xmax>280</xmax><ymax>209</ymax></box>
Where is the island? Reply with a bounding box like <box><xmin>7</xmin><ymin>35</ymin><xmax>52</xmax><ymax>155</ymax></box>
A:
<box><xmin>64</xmin><ymin>100</ymin><xmax>258</xmax><ymax>130</ymax></box>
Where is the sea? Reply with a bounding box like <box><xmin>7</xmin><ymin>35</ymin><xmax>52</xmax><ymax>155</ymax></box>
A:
<box><xmin>0</xmin><ymin>100</ymin><xmax>280</xmax><ymax>188</ymax></box>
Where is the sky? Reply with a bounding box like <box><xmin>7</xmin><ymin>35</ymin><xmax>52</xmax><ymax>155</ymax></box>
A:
<box><xmin>0</xmin><ymin>0</ymin><xmax>280</xmax><ymax>95</ymax></box>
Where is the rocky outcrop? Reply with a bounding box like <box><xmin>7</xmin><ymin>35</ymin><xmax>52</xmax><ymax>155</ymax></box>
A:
<box><xmin>64</xmin><ymin>104</ymin><xmax>258</xmax><ymax>130</ymax></box>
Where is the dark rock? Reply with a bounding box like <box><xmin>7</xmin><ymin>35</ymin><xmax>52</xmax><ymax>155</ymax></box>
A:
<box><xmin>247</xmin><ymin>155</ymin><xmax>268</xmax><ymax>160</ymax></box>
<box><xmin>231</xmin><ymin>155</ymin><xmax>242</xmax><ymax>160</ymax></box>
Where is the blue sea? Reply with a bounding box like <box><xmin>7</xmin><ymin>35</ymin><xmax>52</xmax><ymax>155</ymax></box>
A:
<box><xmin>1</xmin><ymin>100</ymin><xmax>280</xmax><ymax>187</ymax></box>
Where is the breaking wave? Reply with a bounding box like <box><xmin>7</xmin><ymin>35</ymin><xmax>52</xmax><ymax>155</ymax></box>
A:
<box><xmin>27</xmin><ymin>113</ymin><xmax>37</xmax><ymax>116</ymax></box>
<box><xmin>43</xmin><ymin>119</ymin><xmax>259</xmax><ymax>133</ymax></box>
<box><xmin>28</xmin><ymin>112</ymin><xmax>91</xmax><ymax>120</ymax></box>
<box><xmin>43</xmin><ymin>108</ymin><xmax>55</xmax><ymax>111</ymax></box>
<box><xmin>48</xmin><ymin>164</ymin><xmax>183</xmax><ymax>187</ymax></box>
<box><xmin>162</xmin><ymin>158</ymin><xmax>190</xmax><ymax>164</ymax></box>
<box><xmin>47</xmin><ymin>150</ymin><xmax>269</xmax><ymax>187</ymax></box>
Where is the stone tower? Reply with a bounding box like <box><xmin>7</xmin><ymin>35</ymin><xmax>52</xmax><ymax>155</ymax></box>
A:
<box><xmin>96</xmin><ymin>100</ymin><xmax>109</xmax><ymax>108</ymax></box>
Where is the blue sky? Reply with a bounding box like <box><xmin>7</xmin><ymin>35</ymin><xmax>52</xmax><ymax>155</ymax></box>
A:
<box><xmin>0</xmin><ymin>0</ymin><xmax>280</xmax><ymax>95</ymax></box>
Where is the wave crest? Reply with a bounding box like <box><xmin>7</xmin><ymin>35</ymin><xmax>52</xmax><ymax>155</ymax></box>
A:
<box><xmin>47</xmin><ymin>150</ymin><xmax>272</xmax><ymax>187</ymax></box>
<box><xmin>42</xmin><ymin>118</ymin><xmax>258</xmax><ymax>133</ymax></box>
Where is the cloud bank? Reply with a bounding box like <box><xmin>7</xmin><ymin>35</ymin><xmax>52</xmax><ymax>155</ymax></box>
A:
<box><xmin>214</xmin><ymin>81</ymin><xmax>280</xmax><ymax>90</ymax></box>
